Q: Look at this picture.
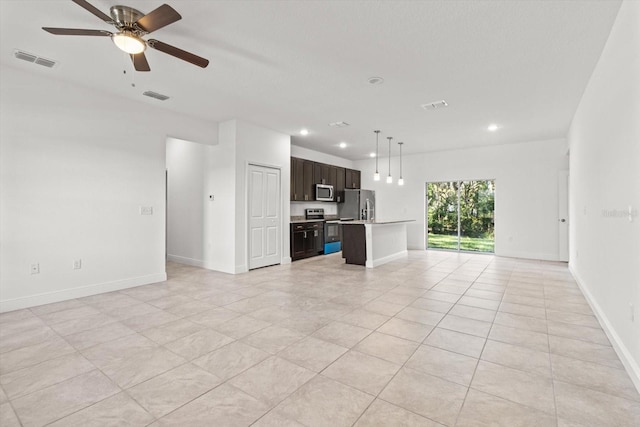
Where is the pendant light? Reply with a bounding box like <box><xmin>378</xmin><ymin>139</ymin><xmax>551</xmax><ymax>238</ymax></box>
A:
<box><xmin>373</xmin><ymin>130</ymin><xmax>381</xmax><ymax>181</ymax></box>
<box><xmin>386</xmin><ymin>137</ymin><xmax>393</xmax><ymax>184</ymax></box>
<box><xmin>397</xmin><ymin>142</ymin><xmax>404</xmax><ymax>186</ymax></box>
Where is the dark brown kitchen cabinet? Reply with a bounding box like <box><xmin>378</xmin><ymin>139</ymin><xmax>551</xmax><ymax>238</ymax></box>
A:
<box><xmin>345</xmin><ymin>168</ymin><xmax>361</xmax><ymax>190</ymax></box>
<box><xmin>335</xmin><ymin>166</ymin><xmax>345</xmax><ymax>203</ymax></box>
<box><xmin>291</xmin><ymin>222</ymin><xmax>324</xmax><ymax>261</ymax></box>
<box><xmin>327</xmin><ymin>166</ymin><xmax>337</xmax><ymax>190</ymax></box>
<box><xmin>314</xmin><ymin>162</ymin><xmax>330</xmax><ymax>185</ymax></box>
<box><xmin>303</xmin><ymin>160</ymin><xmax>314</xmax><ymax>200</ymax></box>
<box><xmin>290</xmin><ymin>157</ymin><xmax>358</xmax><ymax>202</ymax></box>
<box><xmin>291</xmin><ymin>157</ymin><xmax>315</xmax><ymax>201</ymax></box>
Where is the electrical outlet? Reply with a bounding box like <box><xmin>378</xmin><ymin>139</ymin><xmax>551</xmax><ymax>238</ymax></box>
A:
<box><xmin>30</xmin><ymin>263</ymin><xmax>40</xmax><ymax>274</ymax></box>
<box><xmin>140</xmin><ymin>206</ymin><xmax>153</xmax><ymax>215</ymax></box>
<box><xmin>73</xmin><ymin>259</ymin><xmax>82</xmax><ymax>270</ymax></box>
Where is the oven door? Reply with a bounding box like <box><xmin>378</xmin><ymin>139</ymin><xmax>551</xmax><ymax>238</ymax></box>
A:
<box><xmin>324</xmin><ymin>221</ymin><xmax>341</xmax><ymax>243</ymax></box>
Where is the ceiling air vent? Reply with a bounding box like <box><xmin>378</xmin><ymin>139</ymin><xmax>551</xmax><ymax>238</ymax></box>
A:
<box><xmin>143</xmin><ymin>91</ymin><xmax>170</xmax><ymax>101</ymax></box>
<box><xmin>14</xmin><ymin>50</ymin><xmax>58</xmax><ymax>68</ymax></box>
<box><xmin>329</xmin><ymin>121</ymin><xmax>350</xmax><ymax>127</ymax></box>
<box><xmin>421</xmin><ymin>100</ymin><xmax>448</xmax><ymax>110</ymax></box>
<box><xmin>35</xmin><ymin>57</ymin><xmax>56</xmax><ymax>68</ymax></box>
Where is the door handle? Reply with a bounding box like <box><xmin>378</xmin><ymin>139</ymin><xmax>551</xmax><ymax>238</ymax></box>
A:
<box><xmin>559</xmin><ymin>219</ymin><xmax>566</xmax><ymax>223</ymax></box>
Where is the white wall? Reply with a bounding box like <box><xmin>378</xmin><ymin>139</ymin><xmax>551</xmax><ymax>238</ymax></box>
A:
<box><xmin>166</xmin><ymin>120</ymin><xmax>291</xmax><ymax>275</ymax></box>
<box><xmin>0</xmin><ymin>65</ymin><xmax>217</xmax><ymax>312</ymax></box>
<box><xmin>568</xmin><ymin>0</ymin><xmax>640</xmax><ymax>387</ymax></box>
<box><xmin>355</xmin><ymin>138</ymin><xmax>569</xmax><ymax>260</ymax></box>
<box><xmin>202</xmin><ymin>121</ymin><xmax>237</xmax><ymax>274</ymax></box>
<box><xmin>166</xmin><ymin>138</ymin><xmax>211</xmax><ymax>267</ymax></box>
<box><xmin>291</xmin><ymin>145</ymin><xmax>354</xmax><ymax>169</ymax></box>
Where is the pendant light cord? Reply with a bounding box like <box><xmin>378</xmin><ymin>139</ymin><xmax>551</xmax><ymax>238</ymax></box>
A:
<box><xmin>374</xmin><ymin>130</ymin><xmax>380</xmax><ymax>173</ymax></box>
<box><xmin>387</xmin><ymin>137</ymin><xmax>393</xmax><ymax>178</ymax></box>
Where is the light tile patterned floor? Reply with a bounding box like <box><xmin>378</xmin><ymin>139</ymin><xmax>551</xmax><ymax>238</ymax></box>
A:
<box><xmin>1</xmin><ymin>251</ymin><xmax>639</xmax><ymax>426</ymax></box>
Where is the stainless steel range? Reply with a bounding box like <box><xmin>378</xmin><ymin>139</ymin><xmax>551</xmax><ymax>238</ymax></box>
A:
<box><xmin>305</xmin><ymin>208</ymin><xmax>341</xmax><ymax>255</ymax></box>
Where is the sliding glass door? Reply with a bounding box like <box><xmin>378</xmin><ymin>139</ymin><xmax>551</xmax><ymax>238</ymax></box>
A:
<box><xmin>426</xmin><ymin>180</ymin><xmax>495</xmax><ymax>253</ymax></box>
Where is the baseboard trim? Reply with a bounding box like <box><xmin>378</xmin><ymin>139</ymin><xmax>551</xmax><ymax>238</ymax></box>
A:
<box><xmin>366</xmin><ymin>250</ymin><xmax>408</xmax><ymax>268</ymax></box>
<box><xmin>569</xmin><ymin>264</ymin><xmax>640</xmax><ymax>394</ymax></box>
<box><xmin>167</xmin><ymin>254</ymin><xmax>205</xmax><ymax>268</ymax></box>
<box><xmin>495</xmin><ymin>250</ymin><xmax>560</xmax><ymax>262</ymax></box>
<box><xmin>0</xmin><ymin>272</ymin><xmax>167</xmax><ymax>313</ymax></box>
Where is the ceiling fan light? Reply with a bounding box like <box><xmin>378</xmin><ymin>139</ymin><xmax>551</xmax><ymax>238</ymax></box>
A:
<box><xmin>112</xmin><ymin>31</ymin><xmax>146</xmax><ymax>54</ymax></box>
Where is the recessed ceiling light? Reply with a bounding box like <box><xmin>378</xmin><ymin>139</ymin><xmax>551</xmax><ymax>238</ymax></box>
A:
<box><xmin>300</xmin><ymin>129</ymin><xmax>309</xmax><ymax>136</ymax></box>
<box><xmin>339</xmin><ymin>142</ymin><xmax>347</xmax><ymax>149</ymax></box>
<box><xmin>367</xmin><ymin>76</ymin><xmax>384</xmax><ymax>85</ymax></box>
<box><xmin>487</xmin><ymin>124</ymin><xmax>500</xmax><ymax>132</ymax></box>
<box><xmin>369</xmin><ymin>152</ymin><xmax>376</xmax><ymax>158</ymax></box>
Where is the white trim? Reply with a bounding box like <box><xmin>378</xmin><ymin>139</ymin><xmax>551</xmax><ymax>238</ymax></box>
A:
<box><xmin>495</xmin><ymin>250</ymin><xmax>560</xmax><ymax>262</ymax></box>
<box><xmin>0</xmin><ymin>272</ymin><xmax>167</xmax><ymax>313</ymax></box>
<box><xmin>167</xmin><ymin>254</ymin><xmax>205</xmax><ymax>268</ymax></box>
<box><xmin>282</xmin><ymin>256</ymin><xmax>292</xmax><ymax>264</ymax></box>
<box><xmin>202</xmin><ymin>262</ymin><xmax>235</xmax><ymax>275</ymax></box>
<box><xmin>569</xmin><ymin>265</ymin><xmax>640</xmax><ymax>394</ymax></box>
<box><xmin>365</xmin><ymin>250</ymin><xmax>408</xmax><ymax>268</ymax></box>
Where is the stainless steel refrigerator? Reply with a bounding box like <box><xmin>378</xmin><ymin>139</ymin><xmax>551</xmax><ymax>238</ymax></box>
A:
<box><xmin>338</xmin><ymin>189</ymin><xmax>376</xmax><ymax>221</ymax></box>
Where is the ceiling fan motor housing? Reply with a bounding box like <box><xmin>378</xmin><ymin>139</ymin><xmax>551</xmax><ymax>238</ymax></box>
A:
<box><xmin>110</xmin><ymin>5</ymin><xmax>146</xmax><ymax>34</ymax></box>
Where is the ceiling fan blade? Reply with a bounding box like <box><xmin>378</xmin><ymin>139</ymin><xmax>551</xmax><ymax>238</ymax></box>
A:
<box><xmin>135</xmin><ymin>4</ymin><xmax>181</xmax><ymax>33</ymax></box>
<box><xmin>71</xmin><ymin>0</ymin><xmax>112</xmax><ymax>23</ymax></box>
<box><xmin>42</xmin><ymin>27</ymin><xmax>112</xmax><ymax>36</ymax></box>
<box><xmin>130</xmin><ymin>53</ymin><xmax>151</xmax><ymax>72</ymax></box>
<box><xmin>148</xmin><ymin>39</ymin><xmax>209</xmax><ymax>68</ymax></box>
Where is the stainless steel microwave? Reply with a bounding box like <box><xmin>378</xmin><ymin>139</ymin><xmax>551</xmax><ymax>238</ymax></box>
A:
<box><xmin>315</xmin><ymin>184</ymin><xmax>334</xmax><ymax>201</ymax></box>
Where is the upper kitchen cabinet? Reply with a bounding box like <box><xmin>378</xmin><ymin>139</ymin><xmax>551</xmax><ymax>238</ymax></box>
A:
<box><xmin>345</xmin><ymin>168</ymin><xmax>361</xmax><ymax>190</ymax></box>
<box><xmin>290</xmin><ymin>157</ymin><xmax>358</xmax><ymax>202</ymax></box>
<box><xmin>335</xmin><ymin>166</ymin><xmax>345</xmax><ymax>203</ymax></box>
<box><xmin>291</xmin><ymin>157</ymin><xmax>315</xmax><ymax>201</ymax></box>
<box><xmin>314</xmin><ymin>162</ymin><xmax>331</xmax><ymax>185</ymax></box>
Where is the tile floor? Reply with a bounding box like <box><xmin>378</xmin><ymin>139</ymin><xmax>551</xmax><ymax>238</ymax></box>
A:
<box><xmin>1</xmin><ymin>250</ymin><xmax>639</xmax><ymax>426</ymax></box>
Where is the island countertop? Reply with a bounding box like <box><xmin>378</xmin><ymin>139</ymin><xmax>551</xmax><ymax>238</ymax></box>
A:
<box><xmin>338</xmin><ymin>219</ymin><xmax>415</xmax><ymax>225</ymax></box>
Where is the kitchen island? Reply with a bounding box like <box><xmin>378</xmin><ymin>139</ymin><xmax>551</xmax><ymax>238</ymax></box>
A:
<box><xmin>340</xmin><ymin>220</ymin><xmax>414</xmax><ymax>268</ymax></box>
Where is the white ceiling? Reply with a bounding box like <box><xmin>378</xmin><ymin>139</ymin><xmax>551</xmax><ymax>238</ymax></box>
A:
<box><xmin>0</xmin><ymin>0</ymin><xmax>621</xmax><ymax>159</ymax></box>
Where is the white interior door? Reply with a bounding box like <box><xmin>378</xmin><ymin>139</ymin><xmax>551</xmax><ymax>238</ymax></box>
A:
<box><xmin>558</xmin><ymin>170</ymin><xmax>569</xmax><ymax>262</ymax></box>
<box><xmin>248</xmin><ymin>164</ymin><xmax>281</xmax><ymax>269</ymax></box>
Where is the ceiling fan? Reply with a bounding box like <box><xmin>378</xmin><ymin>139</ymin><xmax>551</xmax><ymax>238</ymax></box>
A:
<box><xmin>42</xmin><ymin>0</ymin><xmax>209</xmax><ymax>71</ymax></box>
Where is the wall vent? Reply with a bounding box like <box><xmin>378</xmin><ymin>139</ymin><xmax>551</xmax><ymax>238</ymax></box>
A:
<box><xmin>14</xmin><ymin>50</ymin><xmax>58</xmax><ymax>68</ymax></box>
<box><xmin>143</xmin><ymin>91</ymin><xmax>170</xmax><ymax>101</ymax></box>
<box><xmin>329</xmin><ymin>121</ymin><xmax>350</xmax><ymax>127</ymax></box>
<box><xmin>421</xmin><ymin>100</ymin><xmax>448</xmax><ymax>110</ymax></box>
